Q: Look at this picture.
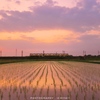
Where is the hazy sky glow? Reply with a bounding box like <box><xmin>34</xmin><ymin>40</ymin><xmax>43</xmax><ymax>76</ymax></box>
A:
<box><xmin>0</xmin><ymin>0</ymin><xmax>100</xmax><ymax>56</ymax></box>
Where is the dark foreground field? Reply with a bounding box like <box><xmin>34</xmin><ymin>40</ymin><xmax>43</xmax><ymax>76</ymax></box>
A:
<box><xmin>0</xmin><ymin>55</ymin><xmax>100</xmax><ymax>64</ymax></box>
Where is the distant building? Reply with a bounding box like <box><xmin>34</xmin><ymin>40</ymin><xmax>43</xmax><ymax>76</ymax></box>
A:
<box><xmin>30</xmin><ymin>53</ymin><xmax>69</xmax><ymax>57</ymax></box>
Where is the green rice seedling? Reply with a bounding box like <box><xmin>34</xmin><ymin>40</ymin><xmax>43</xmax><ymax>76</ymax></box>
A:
<box><xmin>13</xmin><ymin>86</ymin><xmax>17</xmax><ymax>93</ymax></box>
<box><xmin>16</xmin><ymin>92</ymin><xmax>20</xmax><ymax>100</ymax></box>
<box><xmin>60</xmin><ymin>85</ymin><xmax>63</xmax><ymax>96</ymax></box>
<box><xmin>32</xmin><ymin>86</ymin><xmax>37</xmax><ymax>95</ymax></box>
<box><xmin>0</xmin><ymin>91</ymin><xmax>3</xmax><ymax>100</ymax></box>
<box><xmin>92</xmin><ymin>93</ymin><xmax>95</xmax><ymax>100</ymax></box>
<box><xmin>53</xmin><ymin>66</ymin><xmax>63</xmax><ymax>86</ymax></box>
<box><xmin>47</xmin><ymin>86</ymin><xmax>49</xmax><ymax>96</ymax></box>
<box><xmin>17</xmin><ymin>95</ymin><xmax>20</xmax><ymax>100</ymax></box>
<box><xmin>39</xmin><ymin>85</ymin><xmax>44</xmax><ymax>96</ymax></box>
<box><xmin>84</xmin><ymin>93</ymin><xmax>86</xmax><ymax>100</ymax></box>
<box><xmin>8</xmin><ymin>92</ymin><xmax>11</xmax><ymax>100</ymax></box>
<box><xmin>20</xmin><ymin>87</ymin><xmax>22</xmax><ymax>94</ymax></box>
<box><xmin>75</xmin><ymin>92</ymin><xmax>78</xmax><ymax>100</ymax></box>
<box><xmin>45</xmin><ymin>67</ymin><xmax>48</xmax><ymax>85</ymax></box>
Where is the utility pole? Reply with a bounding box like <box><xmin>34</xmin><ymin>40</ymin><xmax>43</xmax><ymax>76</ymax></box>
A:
<box><xmin>0</xmin><ymin>50</ymin><xmax>2</xmax><ymax>56</ymax></box>
<box><xmin>21</xmin><ymin>50</ymin><xmax>23</xmax><ymax>57</ymax></box>
<box><xmin>98</xmin><ymin>51</ymin><xmax>100</xmax><ymax>56</ymax></box>
<box><xmin>83</xmin><ymin>50</ymin><xmax>86</xmax><ymax>56</ymax></box>
<box><xmin>62</xmin><ymin>51</ymin><xmax>65</xmax><ymax>56</ymax></box>
<box><xmin>85</xmin><ymin>51</ymin><xmax>86</xmax><ymax>56</ymax></box>
<box><xmin>56</xmin><ymin>52</ymin><xmax>58</xmax><ymax>56</ymax></box>
<box><xmin>83</xmin><ymin>51</ymin><xmax>85</xmax><ymax>56</ymax></box>
<box><xmin>43</xmin><ymin>50</ymin><xmax>45</xmax><ymax>57</ymax></box>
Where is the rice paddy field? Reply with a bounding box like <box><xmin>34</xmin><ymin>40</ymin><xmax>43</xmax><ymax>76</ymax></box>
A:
<box><xmin>0</xmin><ymin>61</ymin><xmax>100</xmax><ymax>100</ymax></box>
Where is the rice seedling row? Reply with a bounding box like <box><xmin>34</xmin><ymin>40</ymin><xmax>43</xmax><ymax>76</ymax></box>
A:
<box><xmin>0</xmin><ymin>61</ymin><xmax>100</xmax><ymax>100</ymax></box>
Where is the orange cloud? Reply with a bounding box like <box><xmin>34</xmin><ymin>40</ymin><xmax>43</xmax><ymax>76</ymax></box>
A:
<box><xmin>20</xmin><ymin>30</ymin><xmax>80</xmax><ymax>43</ymax></box>
<box><xmin>0</xmin><ymin>32</ymin><xmax>21</xmax><ymax>40</ymax></box>
<box><xmin>86</xmin><ymin>30</ymin><xmax>100</xmax><ymax>36</ymax></box>
<box><xmin>0</xmin><ymin>30</ymin><xmax>80</xmax><ymax>44</ymax></box>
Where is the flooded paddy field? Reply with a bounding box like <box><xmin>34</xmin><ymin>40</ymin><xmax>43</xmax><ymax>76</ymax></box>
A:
<box><xmin>0</xmin><ymin>61</ymin><xmax>100</xmax><ymax>100</ymax></box>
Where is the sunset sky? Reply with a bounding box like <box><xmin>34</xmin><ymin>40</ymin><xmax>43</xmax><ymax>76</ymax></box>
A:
<box><xmin>0</xmin><ymin>0</ymin><xmax>100</xmax><ymax>56</ymax></box>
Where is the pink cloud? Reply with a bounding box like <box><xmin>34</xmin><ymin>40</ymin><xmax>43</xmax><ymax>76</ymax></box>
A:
<box><xmin>15</xmin><ymin>1</ymin><xmax>21</xmax><ymax>5</ymax></box>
